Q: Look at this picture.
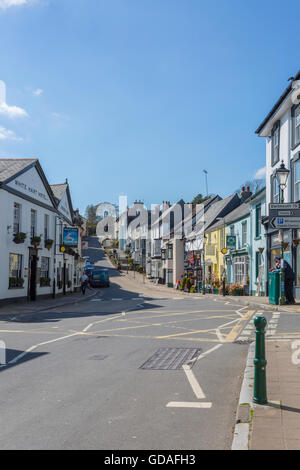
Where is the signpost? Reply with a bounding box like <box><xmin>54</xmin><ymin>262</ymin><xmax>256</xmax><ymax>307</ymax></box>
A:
<box><xmin>269</xmin><ymin>217</ymin><xmax>300</xmax><ymax>229</ymax></box>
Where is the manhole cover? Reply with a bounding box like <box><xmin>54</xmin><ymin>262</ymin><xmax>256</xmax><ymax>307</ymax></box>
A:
<box><xmin>139</xmin><ymin>348</ymin><xmax>202</xmax><ymax>370</ymax></box>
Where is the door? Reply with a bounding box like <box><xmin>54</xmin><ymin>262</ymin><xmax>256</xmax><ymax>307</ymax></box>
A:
<box><xmin>28</xmin><ymin>251</ymin><xmax>37</xmax><ymax>301</ymax></box>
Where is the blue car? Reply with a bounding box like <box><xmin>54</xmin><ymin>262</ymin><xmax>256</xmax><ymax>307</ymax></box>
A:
<box><xmin>90</xmin><ymin>269</ymin><xmax>110</xmax><ymax>288</ymax></box>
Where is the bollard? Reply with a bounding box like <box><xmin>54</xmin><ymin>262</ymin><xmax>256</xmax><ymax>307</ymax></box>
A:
<box><xmin>253</xmin><ymin>315</ymin><xmax>268</xmax><ymax>405</ymax></box>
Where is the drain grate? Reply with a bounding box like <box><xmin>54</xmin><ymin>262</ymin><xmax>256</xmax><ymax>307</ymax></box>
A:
<box><xmin>139</xmin><ymin>348</ymin><xmax>202</xmax><ymax>370</ymax></box>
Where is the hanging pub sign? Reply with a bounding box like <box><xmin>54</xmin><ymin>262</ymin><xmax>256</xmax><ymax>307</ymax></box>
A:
<box><xmin>226</xmin><ymin>235</ymin><xmax>236</xmax><ymax>249</ymax></box>
<box><xmin>63</xmin><ymin>228</ymin><xmax>79</xmax><ymax>247</ymax></box>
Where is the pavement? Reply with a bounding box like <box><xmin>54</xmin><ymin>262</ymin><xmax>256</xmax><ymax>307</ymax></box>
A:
<box><xmin>0</xmin><ymin>287</ymin><xmax>98</xmax><ymax>319</ymax></box>
<box><xmin>124</xmin><ymin>270</ymin><xmax>300</xmax><ymax>313</ymax></box>
<box><xmin>233</xmin><ymin>339</ymin><xmax>300</xmax><ymax>450</ymax></box>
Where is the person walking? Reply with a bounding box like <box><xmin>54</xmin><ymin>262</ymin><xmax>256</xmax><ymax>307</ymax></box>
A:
<box><xmin>81</xmin><ymin>272</ymin><xmax>89</xmax><ymax>295</ymax></box>
<box><xmin>275</xmin><ymin>257</ymin><xmax>296</xmax><ymax>305</ymax></box>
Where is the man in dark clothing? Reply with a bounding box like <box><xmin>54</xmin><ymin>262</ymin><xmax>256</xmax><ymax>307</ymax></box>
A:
<box><xmin>275</xmin><ymin>257</ymin><xmax>296</xmax><ymax>304</ymax></box>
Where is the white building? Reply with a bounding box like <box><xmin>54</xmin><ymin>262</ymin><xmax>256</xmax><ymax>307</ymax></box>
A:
<box><xmin>256</xmin><ymin>70</ymin><xmax>300</xmax><ymax>298</ymax></box>
<box><xmin>0</xmin><ymin>159</ymin><xmax>83</xmax><ymax>302</ymax></box>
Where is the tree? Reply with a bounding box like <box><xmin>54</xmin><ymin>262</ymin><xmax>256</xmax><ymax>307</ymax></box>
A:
<box><xmin>191</xmin><ymin>193</ymin><xmax>214</xmax><ymax>205</ymax></box>
<box><xmin>85</xmin><ymin>205</ymin><xmax>99</xmax><ymax>236</ymax></box>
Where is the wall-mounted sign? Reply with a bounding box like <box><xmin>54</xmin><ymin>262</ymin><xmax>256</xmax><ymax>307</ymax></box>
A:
<box><xmin>226</xmin><ymin>235</ymin><xmax>236</xmax><ymax>249</ymax></box>
<box><xmin>63</xmin><ymin>228</ymin><xmax>78</xmax><ymax>246</ymax></box>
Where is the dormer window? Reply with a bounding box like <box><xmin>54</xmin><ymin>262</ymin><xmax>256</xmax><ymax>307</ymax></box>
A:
<box><xmin>271</xmin><ymin>122</ymin><xmax>280</xmax><ymax>166</ymax></box>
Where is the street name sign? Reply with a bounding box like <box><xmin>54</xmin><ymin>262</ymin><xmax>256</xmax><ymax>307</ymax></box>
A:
<box><xmin>269</xmin><ymin>203</ymin><xmax>300</xmax><ymax>210</ymax></box>
<box><xmin>270</xmin><ymin>216</ymin><xmax>300</xmax><ymax>229</ymax></box>
<box><xmin>269</xmin><ymin>208</ymin><xmax>300</xmax><ymax>218</ymax></box>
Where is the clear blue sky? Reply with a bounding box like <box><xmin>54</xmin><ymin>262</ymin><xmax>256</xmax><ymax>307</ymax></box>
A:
<box><xmin>0</xmin><ymin>0</ymin><xmax>299</xmax><ymax>214</ymax></box>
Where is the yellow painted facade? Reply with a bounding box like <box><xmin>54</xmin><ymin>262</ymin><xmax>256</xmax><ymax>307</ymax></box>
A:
<box><xmin>204</xmin><ymin>225</ymin><xmax>227</xmax><ymax>283</ymax></box>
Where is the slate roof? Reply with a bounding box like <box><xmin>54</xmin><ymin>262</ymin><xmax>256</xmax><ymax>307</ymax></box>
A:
<box><xmin>206</xmin><ymin>202</ymin><xmax>250</xmax><ymax>233</ymax></box>
<box><xmin>189</xmin><ymin>193</ymin><xmax>241</xmax><ymax>238</ymax></box>
<box><xmin>255</xmin><ymin>69</ymin><xmax>300</xmax><ymax>134</ymax></box>
<box><xmin>50</xmin><ymin>184</ymin><xmax>68</xmax><ymax>202</ymax></box>
<box><xmin>0</xmin><ymin>158</ymin><xmax>37</xmax><ymax>183</ymax></box>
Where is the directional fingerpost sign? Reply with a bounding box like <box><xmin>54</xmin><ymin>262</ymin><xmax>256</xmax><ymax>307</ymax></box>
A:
<box><xmin>269</xmin><ymin>203</ymin><xmax>300</xmax><ymax>228</ymax></box>
<box><xmin>270</xmin><ymin>217</ymin><xmax>300</xmax><ymax>229</ymax></box>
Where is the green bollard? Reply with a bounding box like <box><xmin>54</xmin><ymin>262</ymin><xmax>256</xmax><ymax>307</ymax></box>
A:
<box><xmin>253</xmin><ymin>316</ymin><xmax>268</xmax><ymax>405</ymax></box>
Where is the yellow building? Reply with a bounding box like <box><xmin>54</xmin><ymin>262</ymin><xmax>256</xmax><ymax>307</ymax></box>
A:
<box><xmin>204</xmin><ymin>221</ymin><xmax>227</xmax><ymax>287</ymax></box>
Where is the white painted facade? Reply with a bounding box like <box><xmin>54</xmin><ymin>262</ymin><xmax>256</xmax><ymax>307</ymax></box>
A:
<box><xmin>0</xmin><ymin>163</ymin><xmax>57</xmax><ymax>300</ymax></box>
<box><xmin>0</xmin><ymin>160</ymin><xmax>84</xmax><ymax>302</ymax></box>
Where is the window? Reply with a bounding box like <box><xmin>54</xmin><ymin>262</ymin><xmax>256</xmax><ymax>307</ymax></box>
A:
<box><xmin>13</xmin><ymin>203</ymin><xmax>21</xmax><ymax>235</ymax></box>
<box><xmin>255</xmin><ymin>205</ymin><xmax>261</xmax><ymax>238</ymax></box>
<box><xmin>230</xmin><ymin>225</ymin><xmax>235</xmax><ymax>236</ymax></box>
<box><xmin>31</xmin><ymin>209</ymin><xmax>37</xmax><ymax>237</ymax></box>
<box><xmin>40</xmin><ymin>257</ymin><xmax>50</xmax><ymax>278</ymax></box>
<box><xmin>295</xmin><ymin>160</ymin><xmax>300</xmax><ymax>201</ymax></box>
<box><xmin>292</xmin><ymin>104</ymin><xmax>300</xmax><ymax>148</ymax></box>
<box><xmin>167</xmin><ymin>244</ymin><xmax>173</xmax><ymax>260</ymax></box>
<box><xmin>271</xmin><ymin>122</ymin><xmax>280</xmax><ymax>165</ymax></box>
<box><xmin>44</xmin><ymin>214</ymin><xmax>49</xmax><ymax>241</ymax></box>
<box><xmin>255</xmin><ymin>251</ymin><xmax>262</xmax><ymax>280</ymax></box>
<box><xmin>9</xmin><ymin>253</ymin><xmax>22</xmax><ymax>278</ymax></box>
<box><xmin>233</xmin><ymin>256</ymin><xmax>249</xmax><ymax>285</ymax></box>
<box><xmin>242</xmin><ymin>221</ymin><xmax>247</xmax><ymax>247</ymax></box>
<box><xmin>273</xmin><ymin>177</ymin><xmax>280</xmax><ymax>203</ymax></box>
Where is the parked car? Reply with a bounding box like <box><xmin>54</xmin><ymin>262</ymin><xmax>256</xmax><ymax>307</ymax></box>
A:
<box><xmin>90</xmin><ymin>269</ymin><xmax>110</xmax><ymax>288</ymax></box>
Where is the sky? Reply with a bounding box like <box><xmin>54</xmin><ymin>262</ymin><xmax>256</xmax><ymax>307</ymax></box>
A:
<box><xmin>0</xmin><ymin>0</ymin><xmax>299</xmax><ymax>215</ymax></box>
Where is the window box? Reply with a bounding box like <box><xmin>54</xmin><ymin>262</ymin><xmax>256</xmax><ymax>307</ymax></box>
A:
<box><xmin>9</xmin><ymin>277</ymin><xmax>24</xmax><ymax>289</ymax></box>
<box><xmin>13</xmin><ymin>232</ymin><xmax>27</xmax><ymax>244</ymax></box>
<box><xmin>40</xmin><ymin>277</ymin><xmax>51</xmax><ymax>287</ymax></box>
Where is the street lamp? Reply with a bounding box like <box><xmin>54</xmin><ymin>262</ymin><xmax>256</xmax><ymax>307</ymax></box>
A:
<box><xmin>274</xmin><ymin>161</ymin><xmax>290</xmax><ymax>203</ymax></box>
<box><xmin>274</xmin><ymin>160</ymin><xmax>290</xmax><ymax>305</ymax></box>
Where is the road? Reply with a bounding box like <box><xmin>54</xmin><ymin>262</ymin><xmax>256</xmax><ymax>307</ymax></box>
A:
<box><xmin>0</xmin><ymin>237</ymin><xmax>283</xmax><ymax>450</ymax></box>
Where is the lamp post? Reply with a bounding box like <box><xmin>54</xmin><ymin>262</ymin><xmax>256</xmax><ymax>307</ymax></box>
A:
<box><xmin>274</xmin><ymin>161</ymin><xmax>290</xmax><ymax>305</ymax></box>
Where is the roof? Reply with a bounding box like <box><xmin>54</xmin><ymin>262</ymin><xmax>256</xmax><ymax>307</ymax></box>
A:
<box><xmin>207</xmin><ymin>202</ymin><xmax>250</xmax><ymax>232</ymax></box>
<box><xmin>255</xmin><ymin>70</ymin><xmax>300</xmax><ymax>135</ymax></box>
<box><xmin>0</xmin><ymin>158</ymin><xmax>37</xmax><ymax>183</ymax></box>
<box><xmin>189</xmin><ymin>193</ymin><xmax>241</xmax><ymax>238</ymax></box>
<box><xmin>50</xmin><ymin>183</ymin><xmax>68</xmax><ymax>201</ymax></box>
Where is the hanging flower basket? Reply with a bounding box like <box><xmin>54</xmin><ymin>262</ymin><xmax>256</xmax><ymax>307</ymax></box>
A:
<box><xmin>45</xmin><ymin>239</ymin><xmax>54</xmax><ymax>250</ymax></box>
<box><xmin>31</xmin><ymin>236</ymin><xmax>41</xmax><ymax>248</ymax></box>
<box><xmin>13</xmin><ymin>232</ymin><xmax>27</xmax><ymax>244</ymax></box>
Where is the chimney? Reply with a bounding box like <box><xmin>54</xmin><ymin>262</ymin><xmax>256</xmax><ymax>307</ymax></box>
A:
<box><xmin>240</xmin><ymin>186</ymin><xmax>252</xmax><ymax>202</ymax></box>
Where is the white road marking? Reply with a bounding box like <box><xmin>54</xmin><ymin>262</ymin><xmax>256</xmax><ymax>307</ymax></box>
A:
<box><xmin>166</xmin><ymin>402</ymin><xmax>212</xmax><ymax>408</ymax></box>
<box><xmin>5</xmin><ymin>332</ymin><xmax>79</xmax><ymax>366</ymax></box>
<box><xmin>112</xmin><ymin>298</ymin><xmax>123</xmax><ymax>301</ymax></box>
<box><xmin>182</xmin><ymin>364</ymin><xmax>205</xmax><ymax>399</ymax></box>
<box><xmin>188</xmin><ymin>344</ymin><xmax>223</xmax><ymax>364</ymax></box>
